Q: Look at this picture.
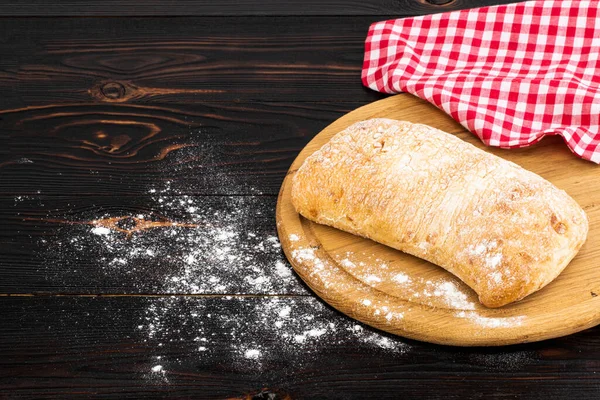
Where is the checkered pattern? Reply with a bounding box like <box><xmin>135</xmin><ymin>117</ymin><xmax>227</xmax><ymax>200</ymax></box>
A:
<box><xmin>362</xmin><ymin>0</ymin><xmax>600</xmax><ymax>163</ymax></box>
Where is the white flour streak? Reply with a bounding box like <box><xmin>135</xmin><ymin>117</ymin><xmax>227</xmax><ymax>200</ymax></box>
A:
<box><xmin>456</xmin><ymin>311</ymin><xmax>526</xmax><ymax>328</ymax></box>
<box><xmin>433</xmin><ymin>281</ymin><xmax>475</xmax><ymax>310</ymax></box>
<box><xmin>91</xmin><ymin>227</ymin><xmax>111</xmax><ymax>236</ymax></box>
<box><xmin>244</xmin><ymin>349</ymin><xmax>261</xmax><ymax>359</ymax></box>
<box><xmin>292</xmin><ymin>248</ymin><xmax>317</xmax><ymax>262</ymax></box>
<box><xmin>275</xmin><ymin>261</ymin><xmax>292</xmax><ymax>278</ymax></box>
<box><xmin>486</xmin><ymin>253</ymin><xmax>503</xmax><ymax>269</ymax></box>
<box><xmin>151</xmin><ymin>365</ymin><xmax>163</xmax><ymax>373</ymax></box>
<box><xmin>334</xmin><ymin>251</ymin><xmax>477</xmax><ymax>311</ymax></box>
<box><xmin>392</xmin><ymin>273</ymin><xmax>410</xmax><ymax>284</ymax></box>
<box><xmin>278</xmin><ymin>306</ymin><xmax>291</xmax><ymax>318</ymax></box>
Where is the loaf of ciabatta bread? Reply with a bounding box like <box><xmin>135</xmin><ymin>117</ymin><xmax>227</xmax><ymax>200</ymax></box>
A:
<box><xmin>291</xmin><ymin>118</ymin><xmax>588</xmax><ymax>308</ymax></box>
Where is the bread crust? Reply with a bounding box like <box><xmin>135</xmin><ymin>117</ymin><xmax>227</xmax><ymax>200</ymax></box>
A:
<box><xmin>291</xmin><ymin>119</ymin><xmax>589</xmax><ymax>308</ymax></box>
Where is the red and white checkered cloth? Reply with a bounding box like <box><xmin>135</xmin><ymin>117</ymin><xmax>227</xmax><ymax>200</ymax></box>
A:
<box><xmin>362</xmin><ymin>0</ymin><xmax>600</xmax><ymax>163</ymax></box>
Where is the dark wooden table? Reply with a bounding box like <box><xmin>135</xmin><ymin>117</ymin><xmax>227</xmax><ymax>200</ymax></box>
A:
<box><xmin>2</xmin><ymin>1</ymin><xmax>599</xmax><ymax>398</ymax></box>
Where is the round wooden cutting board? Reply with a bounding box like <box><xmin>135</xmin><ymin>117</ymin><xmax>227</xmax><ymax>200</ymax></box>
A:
<box><xmin>276</xmin><ymin>93</ymin><xmax>600</xmax><ymax>346</ymax></box>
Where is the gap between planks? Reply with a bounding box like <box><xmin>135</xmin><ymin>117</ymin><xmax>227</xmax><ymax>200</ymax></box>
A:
<box><xmin>0</xmin><ymin>293</ymin><xmax>312</xmax><ymax>298</ymax></box>
<box><xmin>0</xmin><ymin>194</ymin><xmax>279</xmax><ymax>198</ymax></box>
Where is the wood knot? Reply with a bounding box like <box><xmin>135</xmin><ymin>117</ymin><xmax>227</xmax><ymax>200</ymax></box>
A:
<box><xmin>90</xmin><ymin>80</ymin><xmax>135</xmax><ymax>102</ymax></box>
<box><xmin>421</xmin><ymin>0</ymin><xmax>455</xmax><ymax>5</ymax></box>
<box><xmin>101</xmin><ymin>82</ymin><xmax>126</xmax><ymax>100</ymax></box>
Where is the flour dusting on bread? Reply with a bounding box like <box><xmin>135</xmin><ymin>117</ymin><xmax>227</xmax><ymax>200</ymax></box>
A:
<box><xmin>291</xmin><ymin>118</ymin><xmax>588</xmax><ymax>308</ymax></box>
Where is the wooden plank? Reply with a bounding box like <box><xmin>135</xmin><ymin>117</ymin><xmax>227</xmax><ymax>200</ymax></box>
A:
<box><xmin>0</xmin><ymin>0</ymin><xmax>524</xmax><ymax>16</ymax></box>
<box><xmin>2</xmin><ymin>101</ymin><xmax>363</xmax><ymax>196</ymax></box>
<box><xmin>0</xmin><ymin>17</ymin><xmax>391</xmax><ymax>106</ymax></box>
<box><xmin>0</xmin><ymin>195</ymin><xmax>311</xmax><ymax>295</ymax></box>
<box><xmin>1</xmin><ymin>296</ymin><xmax>599</xmax><ymax>399</ymax></box>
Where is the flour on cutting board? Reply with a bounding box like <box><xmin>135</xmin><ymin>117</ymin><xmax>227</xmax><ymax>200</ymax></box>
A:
<box><xmin>334</xmin><ymin>250</ymin><xmax>478</xmax><ymax>310</ymax></box>
<box><xmin>288</xmin><ymin>240</ymin><xmax>526</xmax><ymax>331</ymax></box>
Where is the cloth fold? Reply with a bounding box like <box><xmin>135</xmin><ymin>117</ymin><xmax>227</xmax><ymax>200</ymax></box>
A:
<box><xmin>362</xmin><ymin>0</ymin><xmax>600</xmax><ymax>163</ymax></box>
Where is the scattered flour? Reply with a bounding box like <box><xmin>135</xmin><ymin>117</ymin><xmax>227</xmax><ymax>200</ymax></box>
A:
<box><xmin>244</xmin><ymin>349</ymin><xmax>261</xmax><ymax>359</ymax></box>
<box><xmin>45</xmin><ymin>188</ymin><xmax>304</xmax><ymax>296</ymax></box>
<box><xmin>38</xmin><ymin>182</ymin><xmax>410</xmax><ymax>378</ymax></box>
<box><xmin>338</xmin><ymin>251</ymin><xmax>477</xmax><ymax>311</ymax></box>
<box><xmin>330</xmin><ymin>249</ymin><xmax>526</xmax><ymax>330</ymax></box>
<box><xmin>470</xmin><ymin>240</ymin><xmax>497</xmax><ymax>256</ymax></box>
<box><xmin>392</xmin><ymin>273</ymin><xmax>411</xmax><ymax>284</ymax></box>
<box><xmin>151</xmin><ymin>365</ymin><xmax>164</xmax><ymax>373</ymax></box>
<box><xmin>490</xmin><ymin>271</ymin><xmax>503</xmax><ymax>284</ymax></box>
<box><xmin>486</xmin><ymin>253</ymin><xmax>503</xmax><ymax>269</ymax></box>
<box><xmin>456</xmin><ymin>311</ymin><xmax>526</xmax><ymax>328</ymax></box>
<box><xmin>278</xmin><ymin>306</ymin><xmax>291</xmax><ymax>317</ymax></box>
<box><xmin>90</xmin><ymin>227</ymin><xmax>111</xmax><ymax>236</ymax></box>
<box><xmin>139</xmin><ymin>295</ymin><xmax>410</xmax><ymax>376</ymax></box>
<box><xmin>35</xmin><ymin>176</ymin><xmax>527</xmax><ymax>377</ymax></box>
<box><xmin>275</xmin><ymin>261</ymin><xmax>292</xmax><ymax>278</ymax></box>
<box><xmin>18</xmin><ymin>131</ymin><xmax>537</xmax><ymax>381</ymax></box>
<box><xmin>431</xmin><ymin>281</ymin><xmax>475</xmax><ymax>310</ymax></box>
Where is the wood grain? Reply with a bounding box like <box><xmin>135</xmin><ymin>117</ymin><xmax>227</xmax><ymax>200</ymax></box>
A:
<box><xmin>1</xmin><ymin>296</ymin><xmax>599</xmax><ymax>399</ymax></box>
<box><xmin>2</xmin><ymin>102</ymin><xmax>364</xmax><ymax>196</ymax></box>
<box><xmin>0</xmin><ymin>17</ymin><xmax>389</xmax><ymax>106</ymax></box>
<box><xmin>2</xmin><ymin>4</ymin><xmax>598</xmax><ymax>397</ymax></box>
<box><xmin>277</xmin><ymin>94</ymin><xmax>600</xmax><ymax>346</ymax></box>
<box><xmin>0</xmin><ymin>0</ymin><xmax>523</xmax><ymax>16</ymax></box>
